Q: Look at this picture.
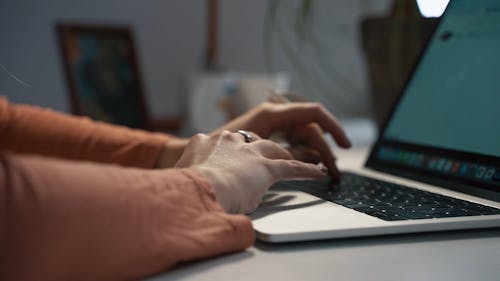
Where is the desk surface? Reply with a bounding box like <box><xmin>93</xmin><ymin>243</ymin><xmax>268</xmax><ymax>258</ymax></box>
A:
<box><xmin>148</xmin><ymin>147</ymin><xmax>500</xmax><ymax>281</ymax></box>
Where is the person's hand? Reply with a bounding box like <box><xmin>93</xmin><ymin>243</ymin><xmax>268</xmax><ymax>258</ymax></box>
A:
<box><xmin>175</xmin><ymin>130</ymin><xmax>326</xmax><ymax>214</ymax></box>
<box><xmin>211</xmin><ymin>102</ymin><xmax>351</xmax><ymax>181</ymax></box>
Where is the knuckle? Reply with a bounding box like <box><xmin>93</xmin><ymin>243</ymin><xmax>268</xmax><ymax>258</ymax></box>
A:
<box><xmin>307</xmin><ymin>122</ymin><xmax>321</xmax><ymax>131</ymax></box>
<box><xmin>289</xmin><ymin>160</ymin><xmax>303</xmax><ymax>170</ymax></box>
<box><xmin>309</xmin><ymin>102</ymin><xmax>324</xmax><ymax>112</ymax></box>
<box><xmin>259</xmin><ymin>101</ymin><xmax>274</xmax><ymax>111</ymax></box>
<box><xmin>213</xmin><ymin>130</ymin><xmax>235</xmax><ymax>141</ymax></box>
<box><xmin>240</xmin><ymin>143</ymin><xmax>252</xmax><ymax>150</ymax></box>
<box><xmin>191</xmin><ymin>133</ymin><xmax>207</xmax><ymax>141</ymax></box>
<box><xmin>219</xmin><ymin>130</ymin><xmax>236</xmax><ymax>140</ymax></box>
<box><xmin>221</xmin><ymin>130</ymin><xmax>232</xmax><ymax>136</ymax></box>
<box><xmin>258</xmin><ymin>102</ymin><xmax>276</xmax><ymax>117</ymax></box>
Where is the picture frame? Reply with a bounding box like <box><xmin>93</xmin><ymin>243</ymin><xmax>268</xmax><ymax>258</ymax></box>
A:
<box><xmin>56</xmin><ymin>23</ymin><xmax>149</xmax><ymax>129</ymax></box>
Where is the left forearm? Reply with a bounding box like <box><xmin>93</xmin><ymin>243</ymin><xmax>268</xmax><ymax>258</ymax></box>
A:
<box><xmin>0</xmin><ymin>97</ymin><xmax>171</xmax><ymax>168</ymax></box>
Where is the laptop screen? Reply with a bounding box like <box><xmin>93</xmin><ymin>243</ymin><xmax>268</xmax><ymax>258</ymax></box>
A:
<box><xmin>367</xmin><ymin>0</ymin><xmax>500</xmax><ymax>195</ymax></box>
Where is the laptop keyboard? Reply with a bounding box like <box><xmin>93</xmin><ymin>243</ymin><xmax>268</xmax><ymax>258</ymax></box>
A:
<box><xmin>271</xmin><ymin>172</ymin><xmax>500</xmax><ymax>221</ymax></box>
<box><xmin>329</xmin><ymin>172</ymin><xmax>500</xmax><ymax>221</ymax></box>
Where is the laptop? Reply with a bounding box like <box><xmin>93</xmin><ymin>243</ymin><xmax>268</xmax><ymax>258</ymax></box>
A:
<box><xmin>251</xmin><ymin>0</ymin><xmax>500</xmax><ymax>243</ymax></box>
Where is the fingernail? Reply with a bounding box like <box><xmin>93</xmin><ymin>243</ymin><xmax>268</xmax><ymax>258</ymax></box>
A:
<box><xmin>319</xmin><ymin>166</ymin><xmax>328</xmax><ymax>174</ymax></box>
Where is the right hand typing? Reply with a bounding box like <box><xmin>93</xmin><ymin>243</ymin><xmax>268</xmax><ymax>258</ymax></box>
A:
<box><xmin>175</xmin><ymin>130</ymin><xmax>326</xmax><ymax>214</ymax></box>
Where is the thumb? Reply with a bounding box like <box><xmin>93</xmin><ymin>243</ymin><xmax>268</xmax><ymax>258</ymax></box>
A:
<box><xmin>267</xmin><ymin>159</ymin><xmax>326</xmax><ymax>181</ymax></box>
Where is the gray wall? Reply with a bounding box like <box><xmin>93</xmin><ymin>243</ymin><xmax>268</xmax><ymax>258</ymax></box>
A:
<box><xmin>0</xmin><ymin>0</ymin><xmax>204</xmax><ymax>117</ymax></box>
<box><xmin>0</xmin><ymin>0</ymin><xmax>391</xmax><ymax>119</ymax></box>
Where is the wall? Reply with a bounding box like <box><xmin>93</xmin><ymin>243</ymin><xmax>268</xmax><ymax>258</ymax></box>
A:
<box><xmin>0</xmin><ymin>0</ymin><xmax>204</xmax><ymax>117</ymax></box>
<box><xmin>0</xmin><ymin>0</ymin><xmax>391</xmax><ymax>119</ymax></box>
<box><xmin>218</xmin><ymin>0</ymin><xmax>392</xmax><ymax>117</ymax></box>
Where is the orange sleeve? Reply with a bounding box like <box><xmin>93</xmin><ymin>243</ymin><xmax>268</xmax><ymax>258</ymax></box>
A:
<box><xmin>0</xmin><ymin>97</ymin><xmax>173</xmax><ymax>168</ymax></box>
<box><xmin>0</xmin><ymin>152</ymin><xmax>254</xmax><ymax>281</ymax></box>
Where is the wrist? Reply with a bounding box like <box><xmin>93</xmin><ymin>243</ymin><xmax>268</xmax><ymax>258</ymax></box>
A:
<box><xmin>155</xmin><ymin>138</ymin><xmax>189</xmax><ymax>168</ymax></box>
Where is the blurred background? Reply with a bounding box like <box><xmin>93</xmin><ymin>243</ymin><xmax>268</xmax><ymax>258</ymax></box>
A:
<box><xmin>0</xmin><ymin>0</ymin><xmax>448</xmax><ymax>142</ymax></box>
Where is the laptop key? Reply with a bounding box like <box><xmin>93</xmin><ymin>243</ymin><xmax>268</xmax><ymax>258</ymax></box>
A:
<box><xmin>327</xmin><ymin>172</ymin><xmax>500</xmax><ymax>221</ymax></box>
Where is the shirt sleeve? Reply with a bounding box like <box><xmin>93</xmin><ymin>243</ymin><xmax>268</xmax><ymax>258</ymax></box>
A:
<box><xmin>0</xmin><ymin>152</ymin><xmax>254</xmax><ymax>281</ymax></box>
<box><xmin>0</xmin><ymin>96</ymin><xmax>174</xmax><ymax>168</ymax></box>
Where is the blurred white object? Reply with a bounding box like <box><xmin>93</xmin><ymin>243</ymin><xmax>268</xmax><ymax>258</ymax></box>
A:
<box><xmin>237</xmin><ymin>74</ymin><xmax>289</xmax><ymax>111</ymax></box>
<box><xmin>416</xmin><ymin>0</ymin><xmax>449</xmax><ymax>18</ymax></box>
<box><xmin>188</xmin><ymin>72</ymin><xmax>289</xmax><ymax>133</ymax></box>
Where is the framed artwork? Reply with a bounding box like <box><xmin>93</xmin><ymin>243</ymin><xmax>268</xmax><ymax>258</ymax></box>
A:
<box><xmin>57</xmin><ymin>24</ymin><xmax>149</xmax><ymax>129</ymax></box>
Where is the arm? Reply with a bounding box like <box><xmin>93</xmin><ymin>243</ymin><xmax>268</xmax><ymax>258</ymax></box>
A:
<box><xmin>0</xmin><ymin>97</ymin><xmax>185</xmax><ymax>168</ymax></box>
<box><xmin>0</xmin><ymin>152</ymin><xmax>253</xmax><ymax>281</ymax></box>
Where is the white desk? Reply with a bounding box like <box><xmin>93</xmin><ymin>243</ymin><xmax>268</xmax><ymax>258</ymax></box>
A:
<box><xmin>148</xmin><ymin>147</ymin><xmax>500</xmax><ymax>281</ymax></box>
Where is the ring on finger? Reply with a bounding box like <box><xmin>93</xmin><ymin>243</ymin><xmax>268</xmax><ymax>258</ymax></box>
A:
<box><xmin>237</xmin><ymin>130</ymin><xmax>254</xmax><ymax>143</ymax></box>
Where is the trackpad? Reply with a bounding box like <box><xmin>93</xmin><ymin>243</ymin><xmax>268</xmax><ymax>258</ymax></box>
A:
<box><xmin>251</xmin><ymin>191</ymin><xmax>382</xmax><ymax>235</ymax></box>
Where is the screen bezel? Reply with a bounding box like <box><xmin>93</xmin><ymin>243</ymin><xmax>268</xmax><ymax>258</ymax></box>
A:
<box><xmin>365</xmin><ymin>2</ymin><xmax>500</xmax><ymax>202</ymax></box>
